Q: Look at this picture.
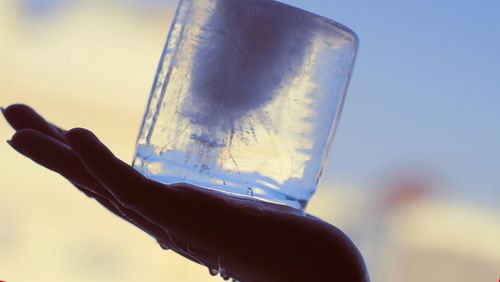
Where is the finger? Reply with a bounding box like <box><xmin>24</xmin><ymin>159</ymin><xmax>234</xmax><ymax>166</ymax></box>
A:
<box><xmin>8</xmin><ymin>129</ymin><xmax>107</xmax><ymax>195</ymax></box>
<box><xmin>7</xmin><ymin>129</ymin><xmax>176</xmax><ymax>248</ymax></box>
<box><xmin>64</xmin><ymin>127</ymin><xmax>170</xmax><ymax>210</ymax></box>
<box><xmin>2</xmin><ymin>104</ymin><xmax>67</xmax><ymax>143</ymax></box>
<box><xmin>64</xmin><ymin>128</ymin><xmax>229</xmax><ymax>245</ymax></box>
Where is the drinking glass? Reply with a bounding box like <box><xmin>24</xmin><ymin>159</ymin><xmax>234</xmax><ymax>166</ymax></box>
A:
<box><xmin>133</xmin><ymin>0</ymin><xmax>358</xmax><ymax>210</ymax></box>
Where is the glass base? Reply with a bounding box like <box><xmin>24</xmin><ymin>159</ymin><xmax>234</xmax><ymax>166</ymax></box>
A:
<box><xmin>133</xmin><ymin>157</ymin><xmax>308</xmax><ymax>210</ymax></box>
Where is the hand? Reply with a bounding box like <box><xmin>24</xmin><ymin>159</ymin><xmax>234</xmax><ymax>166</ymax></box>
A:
<box><xmin>2</xmin><ymin>104</ymin><xmax>368</xmax><ymax>282</ymax></box>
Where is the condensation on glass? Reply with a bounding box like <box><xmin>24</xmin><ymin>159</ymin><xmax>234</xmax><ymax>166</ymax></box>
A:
<box><xmin>133</xmin><ymin>0</ymin><xmax>358</xmax><ymax>210</ymax></box>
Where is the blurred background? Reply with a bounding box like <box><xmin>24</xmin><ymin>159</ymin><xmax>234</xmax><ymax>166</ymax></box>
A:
<box><xmin>0</xmin><ymin>0</ymin><xmax>499</xmax><ymax>281</ymax></box>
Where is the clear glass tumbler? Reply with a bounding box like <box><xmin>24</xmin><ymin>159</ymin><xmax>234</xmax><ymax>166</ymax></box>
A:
<box><xmin>133</xmin><ymin>0</ymin><xmax>358</xmax><ymax>210</ymax></box>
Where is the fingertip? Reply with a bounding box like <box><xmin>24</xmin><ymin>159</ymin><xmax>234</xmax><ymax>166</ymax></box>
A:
<box><xmin>65</xmin><ymin>128</ymin><xmax>124</xmax><ymax>176</ymax></box>
<box><xmin>5</xmin><ymin>103</ymin><xmax>31</xmax><ymax>111</ymax></box>
<box><xmin>7</xmin><ymin>103</ymin><xmax>31</xmax><ymax>110</ymax></box>
<box><xmin>10</xmin><ymin>128</ymin><xmax>39</xmax><ymax>143</ymax></box>
<box><xmin>65</xmin><ymin>127</ymin><xmax>104</xmax><ymax>153</ymax></box>
<box><xmin>2</xmin><ymin>105</ymin><xmax>62</xmax><ymax>142</ymax></box>
<box><xmin>6</xmin><ymin>139</ymin><xmax>16</xmax><ymax>151</ymax></box>
<box><xmin>7</xmin><ymin>128</ymin><xmax>40</xmax><ymax>154</ymax></box>
<box><xmin>65</xmin><ymin>127</ymin><xmax>93</xmax><ymax>138</ymax></box>
<box><xmin>64</xmin><ymin>127</ymin><xmax>90</xmax><ymax>144</ymax></box>
<box><xmin>65</xmin><ymin>127</ymin><xmax>97</xmax><ymax>143</ymax></box>
<box><xmin>3</xmin><ymin>104</ymin><xmax>34</xmax><ymax>118</ymax></box>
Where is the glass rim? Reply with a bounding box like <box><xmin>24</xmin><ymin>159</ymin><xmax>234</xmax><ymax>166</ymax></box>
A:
<box><xmin>174</xmin><ymin>0</ymin><xmax>359</xmax><ymax>48</ymax></box>
<box><xmin>204</xmin><ymin>0</ymin><xmax>360</xmax><ymax>48</ymax></box>
<box><xmin>268</xmin><ymin>0</ymin><xmax>359</xmax><ymax>45</ymax></box>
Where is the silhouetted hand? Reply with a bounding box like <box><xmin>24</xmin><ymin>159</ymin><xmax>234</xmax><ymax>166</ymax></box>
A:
<box><xmin>2</xmin><ymin>104</ymin><xmax>368</xmax><ymax>282</ymax></box>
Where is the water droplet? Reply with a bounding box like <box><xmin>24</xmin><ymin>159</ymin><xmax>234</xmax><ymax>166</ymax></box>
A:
<box><xmin>158</xmin><ymin>241</ymin><xmax>170</xmax><ymax>251</ymax></box>
<box><xmin>209</xmin><ymin>268</ymin><xmax>219</xmax><ymax>276</ymax></box>
<box><xmin>247</xmin><ymin>187</ymin><xmax>254</xmax><ymax>197</ymax></box>
<box><xmin>220</xmin><ymin>268</ymin><xmax>230</xmax><ymax>280</ymax></box>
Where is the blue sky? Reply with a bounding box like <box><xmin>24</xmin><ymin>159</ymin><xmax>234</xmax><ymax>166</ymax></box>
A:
<box><xmin>278</xmin><ymin>0</ymin><xmax>500</xmax><ymax>205</ymax></box>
